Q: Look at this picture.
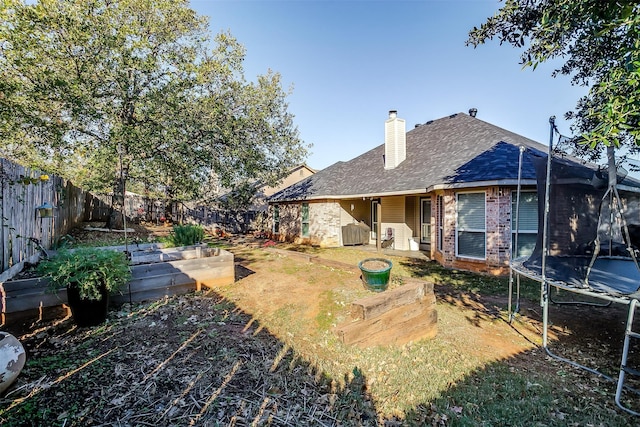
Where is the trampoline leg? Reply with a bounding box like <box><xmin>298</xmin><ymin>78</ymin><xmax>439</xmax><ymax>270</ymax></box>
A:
<box><xmin>542</xmin><ymin>280</ymin><xmax>549</xmax><ymax>348</ymax></box>
<box><xmin>615</xmin><ymin>299</ymin><xmax>640</xmax><ymax>416</ymax></box>
<box><xmin>508</xmin><ymin>270</ymin><xmax>513</xmax><ymax>322</ymax></box>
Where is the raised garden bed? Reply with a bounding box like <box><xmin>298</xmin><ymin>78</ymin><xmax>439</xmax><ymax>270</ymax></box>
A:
<box><xmin>0</xmin><ymin>244</ymin><xmax>234</xmax><ymax>325</ymax></box>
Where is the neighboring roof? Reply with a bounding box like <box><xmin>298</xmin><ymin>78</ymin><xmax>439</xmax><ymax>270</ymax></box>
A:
<box><xmin>217</xmin><ymin>163</ymin><xmax>317</xmax><ymax>206</ymax></box>
<box><xmin>269</xmin><ymin>112</ymin><xmax>549</xmax><ymax>202</ymax></box>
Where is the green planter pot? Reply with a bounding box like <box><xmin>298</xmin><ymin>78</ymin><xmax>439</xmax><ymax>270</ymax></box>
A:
<box><xmin>358</xmin><ymin>258</ymin><xmax>392</xmax><ymax>292</ymax></box>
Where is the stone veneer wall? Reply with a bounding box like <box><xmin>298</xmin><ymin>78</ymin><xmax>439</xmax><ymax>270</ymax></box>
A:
<box><xmin>308</xmin><ymin>200</ymin><xmax>341</xmax><ymax>247</ymax></box>
<box><xmin>270</xmin><ymin>200</ymin><xmax>341</xmax><ymax>247</ymax></box>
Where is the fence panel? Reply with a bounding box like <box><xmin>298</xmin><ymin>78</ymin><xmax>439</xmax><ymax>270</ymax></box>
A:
<box><xmin>0</xmin><ymin>159</ymin><xmax>86</xmax><ymax>280</ymax></box>
<box><xmin>1</xmin><ymin>157</ymin><xmax>265</xmax><ymax>280</ymax></box>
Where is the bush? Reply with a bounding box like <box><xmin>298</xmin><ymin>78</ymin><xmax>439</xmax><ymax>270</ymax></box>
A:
<box><xmin>170</xmin><ymin>224</ymin><xmax>205</xmax><ymax>247</ymax></box>
<box><xmin>37</xmin><ymin>247</ymin><xmax>131</xmax><ymax>301</ymax></box>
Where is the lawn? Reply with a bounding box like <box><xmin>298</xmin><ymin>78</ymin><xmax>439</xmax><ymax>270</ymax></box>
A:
<box><xmin>1</xmin><ymin>229</ymin><xmax>638</xmax><ymax>426</ymax></box>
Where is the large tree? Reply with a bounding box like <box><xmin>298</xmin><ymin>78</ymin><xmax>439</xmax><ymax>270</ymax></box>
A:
<box><xmin>0</xmin><ymin>0</ymin><xmax>307</xmax><ymax>228</ymax></box>
<box><xmin>467</xmin><ymin>0</ymin><xmax>640</xmax><ymax>154</ymax></box>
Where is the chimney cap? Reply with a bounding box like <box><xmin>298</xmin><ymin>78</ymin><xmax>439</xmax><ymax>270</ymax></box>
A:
<box><xmin>388</xmin><ymin>110</ymin><xmax>397</xmax><ymax>119</ymax></box>
<box><xmin>469</xmin><ymin>108</ymin><xmax>478</xmax><ymax>117</ymax></box>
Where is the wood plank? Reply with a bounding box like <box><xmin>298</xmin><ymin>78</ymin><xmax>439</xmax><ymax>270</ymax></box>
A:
<box><xmin>350</xmin><ymin>279</ymin><xmax>435</xmax><ymax>320</ymax></box>
<box><xmin>190</xmin><ymin>267</ymin><xmax>236</xmax><ymax>290</ymax></box>
<box><xmin>130</xmin><ymin>255</ymin><xmax>233</xmax><ymax>279</ymax></box>
<box><xmin>352</xmin><ymin>309</ymin><xmax>438</xmax><ymax>347</ymax></box>
<box><xmin>337</xmin><ymin>302</ymin><xmax>437</xmax><ymax>347</ymax></box>
<box><xmin>1</xmin><ymin>276</ymin><xmax>49</xmax><ymax>292</ymax></box>
<box><xmin>266</xmin><ymin>247</ymin><xmax>317</xmax><ymax>263</ymax></box>
<box><xmin>111</xmin><ymin>282</ymin><xmax>195</xmax><ymax>304</ymax></box>
<box><xmin>311</xmin><ymin>257</ymin><xmax>361</xmax><ymax>274</ymax></box>
<box><xmin>338</xmin><ymin>298</ymin><xmax>431</xmax><ymax>341</ymax></box>
<box><xmin>2</xmin><ymin>288</ymin><xmax>67</xmax><ymax>313</ymax></box>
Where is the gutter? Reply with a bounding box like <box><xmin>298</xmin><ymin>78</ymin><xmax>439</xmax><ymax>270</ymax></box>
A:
<box><xmin>268</xmin><ymin>179</ymin><xmax>540</xmax><ymax>204</ymax></box>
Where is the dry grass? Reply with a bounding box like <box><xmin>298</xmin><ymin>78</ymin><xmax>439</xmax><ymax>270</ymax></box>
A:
<box><xmin>2</xmin><ymin>232</ymin><xmax>638</xmax><ymax>425</ymax></box>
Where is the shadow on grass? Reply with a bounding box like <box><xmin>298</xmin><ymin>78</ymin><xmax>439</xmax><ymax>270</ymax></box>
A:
<box><xmin>3</xmin><ymin>246</ymin><xmax>639</xmax><ymax>426</ymax></box>
<box><xmin>0</xmin><ymin>291</ymin><xmax>381</xmax><ymax>426</ymax></box>
<box><xmin>3</xmin><ymin>290</ymin><xmax>638</xmax><ymax>426</ymax></box>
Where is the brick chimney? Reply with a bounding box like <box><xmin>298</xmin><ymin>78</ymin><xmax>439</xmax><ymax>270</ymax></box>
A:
<box><xmin>384</xmin><ymin>110</ymin><xmax>406</xmax><ymax>169</ymax></box>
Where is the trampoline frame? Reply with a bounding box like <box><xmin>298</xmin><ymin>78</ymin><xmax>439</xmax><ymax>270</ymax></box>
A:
<box><xmin>509</xmin><ymin>117</ymin><xmax>640</xmax><ymax>416</ymax></box>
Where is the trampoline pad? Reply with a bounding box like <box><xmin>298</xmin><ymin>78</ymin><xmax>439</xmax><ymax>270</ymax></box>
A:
<box><xmin>520</xmin><ymin>256</ymin><xmax>640</xmax><ymax>296</ymax></box>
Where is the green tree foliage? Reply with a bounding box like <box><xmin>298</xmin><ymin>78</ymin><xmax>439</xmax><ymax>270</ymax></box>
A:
<box><xmin>468</xmin><ymin>0</ymin><xmax>640</xmax><ymax>152</ymax></box>
<box><xmin>0</xmin><ymin>0</ymin><xmax>308</xmax><ymax>227</ymax></box>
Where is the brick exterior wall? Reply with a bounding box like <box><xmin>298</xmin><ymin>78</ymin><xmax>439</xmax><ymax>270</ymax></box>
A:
<box><xmin>432</xmin><ymin>187</ymin><xmax>512</xmax><ymax>275</ymax></box>
<box><xmin>271</xmin><ymin>186</ymin><xmax>527</xmax><ymax>276</ymax></box>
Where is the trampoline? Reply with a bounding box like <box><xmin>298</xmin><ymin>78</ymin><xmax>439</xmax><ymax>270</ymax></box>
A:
<box><xmin>510</xmin><ymin>117</ymin><xmax>640</xmax><ymax>415</ymax></box>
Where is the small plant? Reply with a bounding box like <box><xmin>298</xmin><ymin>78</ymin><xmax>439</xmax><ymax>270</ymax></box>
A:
<box><xmin>169</xmin><ymin>224</ymin><xmax>205</xmax><ymax>247</ymax></box>
<box><xmin>37</xmin><ymin>247</ymin><xmax>131</xmax><ymax>301</ymax></box>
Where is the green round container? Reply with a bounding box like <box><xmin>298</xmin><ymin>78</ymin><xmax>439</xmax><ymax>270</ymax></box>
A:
<box><xmin>358</xmin><ymin>258</ymin><xmax>392</xmax><ymax>292</ymax></box>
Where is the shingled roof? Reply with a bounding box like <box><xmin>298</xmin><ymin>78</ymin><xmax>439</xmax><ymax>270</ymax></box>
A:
<box><xmin>269</xmin><ymin>112</ymin><xmax>549</xmax><ymax>202</ymax></box>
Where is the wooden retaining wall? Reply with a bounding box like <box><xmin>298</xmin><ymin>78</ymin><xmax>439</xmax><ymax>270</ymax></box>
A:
<box><xmin>265</xmin><ymin>247</ymin><xmax>438</xmax><ymax>347</ymax></box>
<box><xmin>336</xmin><ymin>278</ymin><xmax>438</xmax><ymax>347</ymax></box>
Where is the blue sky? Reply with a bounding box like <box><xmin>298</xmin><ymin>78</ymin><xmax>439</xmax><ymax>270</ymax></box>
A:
<box><xmin>191</xmin><ymin>0</ymin><xmax>588</xmax><ymax>170</ymax></box>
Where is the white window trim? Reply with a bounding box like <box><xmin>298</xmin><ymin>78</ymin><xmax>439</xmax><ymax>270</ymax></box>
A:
<box><xmin>420</xmin><ymin>197</ymin><xmax>431</xmax><ymax>245</ymax></box>
<box><xmin>511</xmin><ymin>190</ymin><xmax>538</xmax><ymax>257</ymax></box>
<box><xmin>455</xmin><ymin>191</ymin><xmax>486</xmax><ymax>260</ymax></box>
<box><xmin>371</xmin><ymin>200</ymin><xmax>379</xmax><ymax>240</ymax></box>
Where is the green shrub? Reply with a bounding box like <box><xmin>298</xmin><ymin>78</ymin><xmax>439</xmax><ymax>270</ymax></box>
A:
<box><xmin>170</xmin><ymin>224</ymin><xmax>205</xmax><ymax>247</ymax></box>
<box><xmin>37</xmin><ymin>247</ymin><xmax>131</xmax><ymax>301</ymax></box>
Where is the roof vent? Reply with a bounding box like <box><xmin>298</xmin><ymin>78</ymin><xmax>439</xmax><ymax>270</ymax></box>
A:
<box><xmin>469</xmin><ymin>108</ymin><xmax>478</xmax><ymax>117</ymax></box>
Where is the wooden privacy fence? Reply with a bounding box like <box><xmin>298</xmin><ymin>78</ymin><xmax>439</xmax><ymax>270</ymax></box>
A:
<box><xmin>0</xmin><ymin>158</ymin><xmax>265</xmax><ymax>280</ymax></box>
<box><xmin>0</xmin><ymin>159</ymin><xmax>86</xmax><ymax>281</ymax></box>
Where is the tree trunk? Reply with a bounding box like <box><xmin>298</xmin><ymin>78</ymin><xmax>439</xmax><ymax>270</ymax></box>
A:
<box><xmin>105</xmin><ymin>166</ymin><xmax>127</xmax><ymax>230</ymax></box>
<box><xmin>164</xmin><ymin>185</ymin><xmax>175</xmax><ymax>224</ymax></box>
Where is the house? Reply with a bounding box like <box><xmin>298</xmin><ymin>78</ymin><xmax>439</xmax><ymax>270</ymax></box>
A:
<box><xmin>211</xmin><ymin>164</ymin><xmax>316</xmax><ymax>233</ymax></box>
<box><xmin>255</xmin><ymin>164</ymin><xmax>317</xmax><ymax>211</ymax></box>
<box><xmin>267</xmin><ymin>110</ymin><xmax>547</xmax><ymax>275</ymax></box>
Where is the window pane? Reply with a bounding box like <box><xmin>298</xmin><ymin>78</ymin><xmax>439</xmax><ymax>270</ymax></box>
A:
<box><xmin>302</xmin><ymin>203</ymin><xmax>309</xmax><ymax>221</ymax></box>
<box><xmin>512</xmin><ymin>192</ymin><xmax>538</xmax><ymax>231</ymax></box>
<box><xmin>302</xmin><ymin>222</ymin><xmax>309</xmax><ymax>237</ymax></box>
<box><xmin>458</xmin><ymin>231</ymin><xmax>485</xmax><ymax>258</ymax></box>
<box><xmin>422</xmin><ymin>200</ymin><xmax>430</xmax><ymax>223</ymax></box>
<box><xmin>458</xmin><ymin>193</ymin><xmax>485</xmax><ymax>230</ymax></box>
<box><xmin>512</xmin><ymin>233</ymin><xmax>537</xmax><ymax>258</ymax></box>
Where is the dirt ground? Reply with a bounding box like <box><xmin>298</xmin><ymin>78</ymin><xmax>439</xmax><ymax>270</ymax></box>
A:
<box><xmin>1</xmin><ymin>223</ymin><xmax>639</xmax><ymax>425</ymax></box>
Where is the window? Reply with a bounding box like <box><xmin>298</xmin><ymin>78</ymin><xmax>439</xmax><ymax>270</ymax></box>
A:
<box><xmin>456</xmin><ymin>192</ymin><xmax>486</xmax><ymax>259</ymax></box>
<box><xmin>512</xmin><ymin>191</ymin><xmax>538</xmax><ymax>258</ymax></box>
<box><xmin>437</xmin><ymin>195</ymin><xmax>444</xmax><ymax>251</ymax></box>
<box><xmin>273</xmin><ymin>205</ymin><xmax>280</xmax><ymax>233</ymax></box>
<box><xmin>421</xmin><ymin>198</ymin><xmax>431</xmax><ymax>244</ymax></box>
<box><xmin>371</xmin><ymin>200</ymin><xmax>379</xmax><ymax>239</ymax></box>
<box><xmin>301</xmin><ymin>203</ymin><xmax>310</xmax><ymax>237</ymax></box>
